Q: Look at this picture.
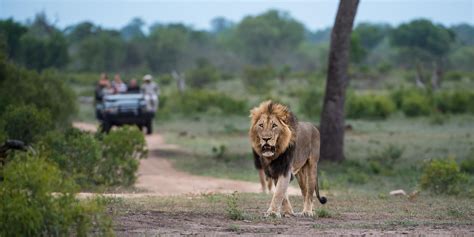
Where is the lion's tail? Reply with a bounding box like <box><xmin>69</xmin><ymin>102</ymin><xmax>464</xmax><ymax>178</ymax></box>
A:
<box><xmin>315</xmin><ymin>171</ymin><xmax>327</xmax><ymax>204</ymax></box>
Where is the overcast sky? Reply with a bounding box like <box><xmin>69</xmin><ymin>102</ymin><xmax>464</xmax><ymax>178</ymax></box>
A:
<box><xmin>1</xmin><ymin>0</ymin><xmax>473</xmax><ymax>31</ymax></box>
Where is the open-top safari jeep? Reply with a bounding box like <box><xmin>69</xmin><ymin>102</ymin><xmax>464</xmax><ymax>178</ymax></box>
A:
<box><xmin>96</xmin><ymin>93</ymin><xmax>156</xmax><ymax>134</ymax></box>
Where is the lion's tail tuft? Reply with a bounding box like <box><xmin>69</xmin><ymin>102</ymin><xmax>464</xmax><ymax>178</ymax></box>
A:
<box><xmin>318</xmin><ymin>196</ymin><xmax>327</xmax><ymax>204</ymax></box>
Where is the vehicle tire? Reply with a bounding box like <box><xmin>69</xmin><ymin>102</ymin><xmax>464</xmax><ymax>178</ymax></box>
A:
<box><xmin>146</xmin><ymin>120</ymin><xmax>153</xmax><ymax>135</ymax></box>
<box><xmin>101</xmin><ymin>122</ymin><xmax>111</xmax><ymax>133</ymax></box>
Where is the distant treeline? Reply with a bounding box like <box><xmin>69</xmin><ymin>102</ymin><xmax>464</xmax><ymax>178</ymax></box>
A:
<box><xmin>0</xmin><ymin>10</ymin><xmax>473</xmax><ymax>76</ymax></box>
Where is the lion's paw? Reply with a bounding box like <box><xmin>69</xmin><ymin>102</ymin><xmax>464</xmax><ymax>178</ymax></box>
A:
<box><xmin>264</xmin><ymin>210</ymin><xmax>281</xmax><ymax>218</ymax></box>
<box><xmin>296</xmin><ymin>210</ymin><xmax>314</xmax><ymax>217</ymax></box>
<box><xmin>282</xmin><ymin>211</ymin><xmax>295</xmax><ymax>218</ymax></box>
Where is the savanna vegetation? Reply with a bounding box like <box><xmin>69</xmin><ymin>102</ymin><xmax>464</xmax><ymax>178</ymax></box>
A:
<box><xmin>1</xmin><ymin>5</ymin><xmax>473</xmax><ymax>235</ymax></box>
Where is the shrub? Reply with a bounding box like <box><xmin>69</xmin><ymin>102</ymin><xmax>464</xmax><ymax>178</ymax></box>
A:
<box><xmin>0</xmin><ymin>57</ymin><xmax>76</xmax><ymax>127</ymax></box>
<box><xmin>242</xmin><ymin>65</ymin><xmax>275</xmax><ymax>93</ymax></box>
<box><xmin>163</xmin><ymin>90</ymin><xmax>247</xmax><ymax>116</ymax></box>
<box><xmin>420</xmin><ymin>158</ymin><xmax>468</xmax><ymax>195</ymax></box>
<box><xmin>226</xmin><ymin>191</ymin><xmax>244</xmax><ymax>220</ymax></box>
<box><xmin>401</xmin><ymin>92</ymin><xmax>431</xmax><ymax>117</ymax></box>
<box><xmin>1</xmin><ymin>104</ymin><xmax>52</xmax><ymax>144</ymax></box>
<box><xmin>346</xmin><ymin>94</ymin><xmax>396</xmax><ymax>119</ymax></box>
<box><xmin>187</xmin><ymin>60</ymin><xmax>220</xmax><ymax>88</ymax></box>
<box><xmin>460</xmin><ymin>155</ymin><xmax>474</xmax><ymax>174</ymax></box>
<box><xmin>100</xmin><ymin>126</ymin><xmax>147</xmax><ymax>186</ymax></box>
<box><xmin>39</xmin><ymin>128</ymin><xmax>102</xmax><ymax>188</ymax></box>
<box><xmin>368</xmin><ymin>144</ymin><xmax>404</xmax><ymax>175</ymax></box>
<box><xmin>0</xmin><ymin>155</ymin><xmax>112</xmax><ymax>236</ymax></box>
<box><xmin>434</xmin><ymin>90</ymin><xmax>474</xmax><ymax>114</ymax></box>
<box><xmin>299</xmin><ymin>88</ymin><xmax>324</xmax><ymax>119</ymax></box>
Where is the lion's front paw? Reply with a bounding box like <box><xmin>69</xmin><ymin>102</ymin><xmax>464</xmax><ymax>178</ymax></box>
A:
<box><xmin>264</xmin><ymin>210</ymin><xmax>281</xmax><ymax>218</ymax></box>
<box><xmin>296</xmin><ymin>210</ymin><xmax>314</xmax><ymax>217</ymax></box>
<box><xmin>282</xmin><ymin>211</ymin><xmax>295</xmax><ymax>217</ymax></box>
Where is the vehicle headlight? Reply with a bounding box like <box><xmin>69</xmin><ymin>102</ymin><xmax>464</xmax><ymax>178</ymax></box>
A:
<box><xmin>105</xmin><ymin>107</ymin><xmax>118</xmax><ymax>114</ymax></box>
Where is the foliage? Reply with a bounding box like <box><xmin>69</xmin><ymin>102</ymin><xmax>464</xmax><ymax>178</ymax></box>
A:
<box><xmin>0</xmin><ymin>155</ymin><xmax>113</xmax><ymax>236</ymax></box>
<box><xmin>241</xmin><ymin>65</ymin><xmax>275</xmax><ymax>93</ymax></box>
<box><xmin>401</xmin><ymin>92</ymin><xmax>432</xmax><ymax>117</ymax></box>
<box><xmin>1</xmin><ymin>104</ymin><xmax>52</xmax><ymax>144</ymax></box>
<box><xmin>0</xmin><ymin>18</ymin><xmax>28</xmax><ymax>60</ymax></box>
<box><xmin>299</xmin><ymin>88</ymin><xmax>324</xmax><ymax>119</ymax></box>
<box><xmin>235</xmin><ymin>10</ymin><xmax>305</xmax><ymax>64</ymax></box>
<box><xmin>367</xmin><ymin>145</ymin><xmax>404</xmax><ymax>175</ymax></box>
<box><xmin>0</xmin><ymin>57</ymin><xmax>77</xmax><ymax>127</ymax></box>
<box><xmin>460</xmin><ymin>154</ymin><xmax>474</xmax><ymax>174</ymax></box>
<box><xmin>346</xmin><ymin>93</ymin><xmax>396</xmax><ymax>119</ymax></box>
<box><xmin>187</xmin><ymin>59</ymin><xmax>220</xmax><ymax>88</ymax></box>
<box><xmin>390</xmin><ymin>19</ymin><xmax>453</xmax><ymax>59</ymax></box>
<box><xmin>163</xmin><ymin>90</ymin><xmax>247</xmax><ymax>116</ymax></box>
<box><xmin>76</xmin><ymin>30</ymin><xmax>126</xmax><ymax>71</ymax></box>
<box><xmin>434</xmin><ymin>90</ymin><xmax>474</xmax><ymax>114</ymax></box>
<box><xmin>39</xmin><ymin>128</ymin><xmax>102</xmax><ymax>188</ymax></box>
<box><xmin>316</xmin><ymin>208</ymin><xmax>332</xmax><ymax>218</ymax></box>
<box><xmin>420</xmin><ymin>158</ymin><xmax>468</xmax><ymax>195</ymax></box>
<box><xmin>226</xmin><ymin>191</ymin><xmax>244</xmax><ymax>220</ymax></box>
<box><xmin>100</xmin><ymin>126</ymin><xmax>147</xmax><ymax>186</ymax></box>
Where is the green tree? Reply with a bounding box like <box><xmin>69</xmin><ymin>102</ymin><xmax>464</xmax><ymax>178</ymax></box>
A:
<box><xmin>390</xmin><ymin>19</ymin><xmax>454</xmax><ymax>88</ymax></box>
<box><xmin>18</xmin><ymin>13</ymin><xmax>69</xmax><ymax>71</ymax></box>
<box><xmin>0</xmin><ymin>18</ymin><xmax>28</xmax><ymax>60</ymax></box>
<box><xmin>147</xmin><ymin>24</ymin><xmax>190</xmax><ymax>72</ymax></box>
<box><xmin>77</xmin><ymin>30</ymin><xmax>126</xmax><ymax>71</ymax></box>
<box><xmin>235</xmin><ymin>10</ymin><xmax>305</xmax><ymax>64</ymax></box>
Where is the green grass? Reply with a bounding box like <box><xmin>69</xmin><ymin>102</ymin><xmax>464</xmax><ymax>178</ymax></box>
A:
<box><xmin>157</xmin><ymin>114</ymin><xmax>474</xmax><ymax>194</ymax></box>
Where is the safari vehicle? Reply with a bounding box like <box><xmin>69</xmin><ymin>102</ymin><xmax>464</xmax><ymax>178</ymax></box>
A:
<box><xmin>96</xmin><ymin>94</ymin><xmax>155</xmax><ymax>134</ymax></box>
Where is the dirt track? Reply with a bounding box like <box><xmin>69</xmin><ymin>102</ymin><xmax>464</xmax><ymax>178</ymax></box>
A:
<box><xmin>73</xmin><ymin>122</ymin><xmax>298</xmax><ymax>197</ymax></box>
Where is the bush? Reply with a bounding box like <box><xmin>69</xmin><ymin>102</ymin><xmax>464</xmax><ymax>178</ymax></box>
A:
<box><xmin>0</xmin><ymin>155</ymin><xmax>112</xmax><ymax>236</ymax></box>
<box><xmin>187</xmin><ymin>60</ymin><xmax>220</xmax><ymax>88</ymax></box>
<box><xmin>226</xmin><ymin>191</ymin><xmax>244</xmax><ymax>220</ymax></box>
<box><xmin>1</xmin><ymin>104</ymin><xmax>52</xmax><ymax>144</ymax></box>
<box><xmin>460</xmin><ymin>155</ymin><xmax>474</xmax><ymax>174</ymax></box>
<box><xmin>367</xmin><ymin>145</ymin><xmax>404</xmax><ymax>175</ymax></box>
<box><xmin>401</xmin><ymin>92</ymin><xmax>432</xmax><ymax>117</ymax></box>
<box><xmin>434</xmin><ymin>90</ymin><xmax>474</xmax><ymax>114</ymax></box>
<box><xmin>163</xmin><ymin>90</ymin><xmax>247</xmax><ymax>116</ymax></box>
<box><xmin>346</xmin><ymin>93</ymin><xmax>396</xmax><ymax>119</ymax></box>
<box><xmin>100</xmin><ymin>126</ymin><xmax>147</xmax><ymax>186</ymax></box>
<box><xmin>0</xmin><ymin>57</ymin><xmax>76</xmax><ymax>127</ymax></box>
<box><xmin>299</xmin><ymin>88</ymin><xmax>324</xmax><ymax>119</ymax></box>
<box><xmin>420</xmin><ymin>158</ymin><xmax>468</xmax><ymax>195</ymax></box>
<box><xmin>242</xmin><ymin>65</ymin><xmax>275</xmax><ymax>93</ymax></box>
<box><xmin>39</xmin><ymin>128</ymin><xmax>102</xmax><ymax>188</ymax></box>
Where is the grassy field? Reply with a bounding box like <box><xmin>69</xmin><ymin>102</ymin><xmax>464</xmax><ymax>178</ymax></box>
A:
<box><xmin>156</xmin><ymin>114</ymin><xmax>474</xmax><ymax>193</ymax></box>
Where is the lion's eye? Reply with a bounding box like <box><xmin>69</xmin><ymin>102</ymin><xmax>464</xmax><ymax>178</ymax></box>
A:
<box><xmin>272</xmin><ymin>123</ymin><xmax>277</xmax><ymax>128</ymax></box>
<box><xmin>259</xmin><ymin>124</ymin><xmax>264</xmax><ymax>128</ymax></box>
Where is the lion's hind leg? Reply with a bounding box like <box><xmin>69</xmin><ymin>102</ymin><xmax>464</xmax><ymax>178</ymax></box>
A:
<box><xmin>299</xmin><ymin>161</ymin><xmax>316</xmax><ymax>217</ymax></box>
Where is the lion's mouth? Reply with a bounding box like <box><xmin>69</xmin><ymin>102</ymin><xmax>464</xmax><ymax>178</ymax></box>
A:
<box><xmin>261</xmin><ymin>144</ymin><xmax>276</xmax><ymax>157</ymax></box>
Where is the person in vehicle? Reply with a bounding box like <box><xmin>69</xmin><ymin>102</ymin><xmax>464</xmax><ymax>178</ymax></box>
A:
<box><xmin>127</xmin><ymin>78</ymin><xmax>141</xmax><ymax>93</ymax></box>
<box><xmin>102</xmin><ymin>80</ymin><xmax>115</xmax><ymax>96</ymax></box>
<box><xmin>113</xmin><ymin>74</ymin><xmax>128</xmax><ymax>94</ymax></box>
<box><xmin>141</xmin><ymin>74</ymin><xmax>160</xmax><ymax>111</ymax></box>
<box><xmin>95</xmin><ymin>73</ymin><xmax>109</xmax><ymax>102</ymax></box>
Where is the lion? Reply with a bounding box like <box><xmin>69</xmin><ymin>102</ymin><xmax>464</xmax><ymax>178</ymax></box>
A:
<box><xmin>249</xmin><ymin>100</ymin><xmax>327</xmax><ymax>217</ymax></box>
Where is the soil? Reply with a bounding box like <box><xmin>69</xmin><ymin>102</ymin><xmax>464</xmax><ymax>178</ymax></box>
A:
<box><xmin>73</xmin><ymin>122</ymin><xmax>298</xmax><ymax>197</ymax></box>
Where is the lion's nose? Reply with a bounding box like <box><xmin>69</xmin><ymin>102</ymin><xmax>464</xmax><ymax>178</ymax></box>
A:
<box><xmin>262</xmin><ymin>137</ymin><xmax>271</xmax><ymax>142</ymax></box>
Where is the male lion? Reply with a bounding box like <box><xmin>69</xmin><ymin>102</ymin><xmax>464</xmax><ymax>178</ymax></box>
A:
<box><xmin>249</xmin><ymin>100</ymin><xmax>326</xmax><ymax>217</ymax></box>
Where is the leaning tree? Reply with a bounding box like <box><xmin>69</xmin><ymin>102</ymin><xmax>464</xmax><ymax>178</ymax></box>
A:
<box><xmin>319</xmin><ymin>0</ymin><xmax>360</xmax><ymax>162</ymax></box>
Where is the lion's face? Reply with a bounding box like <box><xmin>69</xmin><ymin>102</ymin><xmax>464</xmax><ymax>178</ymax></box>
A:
<box><xmin>249</xmin><ymin>101</ymin><xmax>297</xmax><ymax>159</ymax></box>
<box><xmin>254</xmin><ymin>114</ymin><xmax>286</xmax><ymax>158</ymax></box>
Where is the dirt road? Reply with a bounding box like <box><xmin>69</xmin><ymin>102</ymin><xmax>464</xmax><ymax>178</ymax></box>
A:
<box><xmin>73</xmin><ymin>122</ymin><xmax>298</xmax><ymax>197</ymax></box>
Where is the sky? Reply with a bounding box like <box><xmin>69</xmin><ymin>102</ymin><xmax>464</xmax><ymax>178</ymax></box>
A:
<box><xmin>1</xmin><ymin>0</ymin><xmax>473</xmax><ymax>31</ymax></box>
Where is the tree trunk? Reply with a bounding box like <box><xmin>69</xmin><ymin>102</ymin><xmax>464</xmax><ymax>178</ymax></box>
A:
<box><xmin>319</xmin><ymin>0</ymin><xmax>359</xmax><ymax>162</ymax></box>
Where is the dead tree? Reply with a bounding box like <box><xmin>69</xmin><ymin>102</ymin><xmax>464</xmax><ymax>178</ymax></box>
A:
<box><xmin>319</xmin><ymin>0</ymin><xmax>360</xmax><ymax>162</ymax></box>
